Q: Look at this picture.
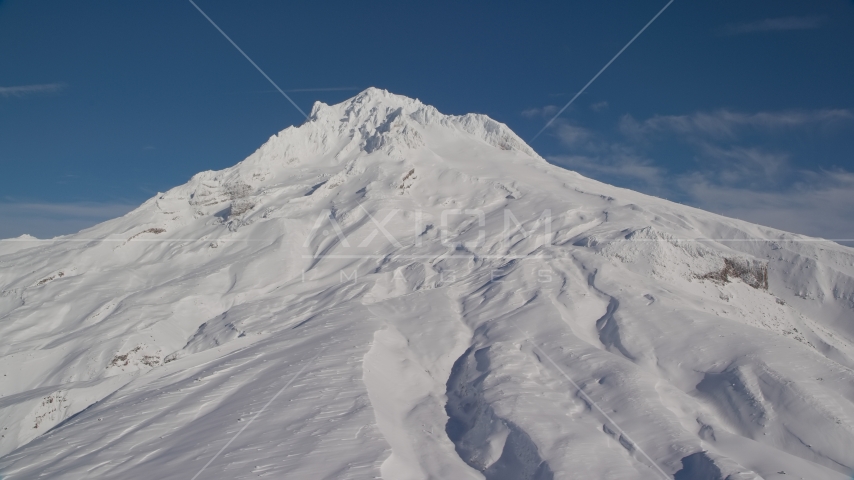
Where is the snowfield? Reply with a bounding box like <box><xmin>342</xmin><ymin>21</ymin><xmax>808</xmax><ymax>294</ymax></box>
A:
<box><xmin>1</xmin><ymin>88</ymin><xmax>853</xmax><ymax>479</ymax></box>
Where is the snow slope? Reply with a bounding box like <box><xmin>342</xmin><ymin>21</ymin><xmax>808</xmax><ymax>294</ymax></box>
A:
<box><xmin>1</xmin><ymin>88</ymin><xmax>853</xmax><ymax>479</ymax></box>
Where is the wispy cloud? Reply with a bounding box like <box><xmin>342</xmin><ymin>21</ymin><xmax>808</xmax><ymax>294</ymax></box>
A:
<box><xmin>544</xmin><ymin>105</ymin><xmax>854</xmax><ymax>242</ymax></box>
<box><xmin>0</xmin><ymin>83</ymin><xmax>66</xmax><ymax>98</ymax></box>
<box><xmin>522</xmin><ymin>105</ymin><xmax>558</xmax><ymax>118</ymax></box>
<box><xmin>546</xmin><ymin>119</ymin><xmax>666</xmax><ymax>189</ymax></box>
<box><xmin>697</xmin><ymin>144</ymin><xmax>790</xmax><ymax>185</ymax></box>
<box><xmin>720</xmin><ymin>16</ymin><xmax>826</xmax><ymax>35</ymax></box>
<box><xmin>555</xmin><ymin>123</ymin><xmax>594</xmax><ymax>147</ymax></box>
<box><xmin>550</xmin><ymin>153</ymin><xmax>666</xmax><ymax>188</ymax></box>
<box><xmin>554</xmin><ymin>148</ymin><xmax>854</xmax><ymax>241</ymax></box>
<box><xmin>590</xmin><ymin>101</ymin><xmax>609</xmax><ymax>112</ymax></box>
<box><xmin>678</xmin><ymin>169</ymin><xmax>854</xmax><ymax>241</ymax></box>
<box><xmin>0</xmin><ymin>202</ymin><xmax>136</xmax><ymax>239</ymax></box>
<box><xmin>620</xmin><ymin>109</ymin><xmax>853</xmax><ymax>139</ymax></box>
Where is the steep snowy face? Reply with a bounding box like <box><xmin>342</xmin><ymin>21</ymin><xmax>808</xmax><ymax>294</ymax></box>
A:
<box><xmin>302</xmin><ymin>87</ymin><xmax>537</xmax><ymax>158</ymax></box>
<box><xmin>232</xmin><ymin>87</ymin><xmax>537</xmax><ymax>175</ymax></box>
<box><xmin>1</xmin><ymin>89</ymin><xmax>854</xmax><ymax>480</ymax></box>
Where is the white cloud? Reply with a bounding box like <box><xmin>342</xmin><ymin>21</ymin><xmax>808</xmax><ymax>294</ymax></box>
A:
<box><xmin>521</xmin><ymin>105</ymin><xmax>558</xmax><ymax>118</ymax></box>
<box><xmin>545</xmin><ymin>118</ymin><xmax>665</xmax><ymax>189</ymax></box>
<box><xmin>550</xmin><ymin>153</ymin><xmax>666</xmax><ymax>189</ymax></box>
<box><xmin>0</xmin><ymin>202</ymin><xmax>136</xmax><ymax>239</ymax></box>
<box><xmin>541</xmin><ymin>105</ymin><xmax>854</xmax><ymax>243</ymax></box>
<box><xmin>720</xmin><ymin>16</ymin><xmax>826</xmax><ymax>35</ymax></box>
<box><xmin>548</xmin><ymin>110</ymin><xmax>854</xmax><ymax>244</ymax></box>
<box><xmin>679</xmin><ymin>170</ymin><xmax>854</xmax><ymax>241</ymax></box>
<box><xmin>553</xmin><ymin>150</ymin><xmax>854</xmax><ymax>241</ymax></box>
<box><xmin>696</xmin><ymin>144</ymin><xmax>790</xmax><ymax>185</ymax></box>
<box><xmin>620</xmin><ymin>109</ymin><xmax>853</xmax><ymax>140</ymax></box>
<box><xmin>590</xmin><ymin>101</ymin><xmax>609</xmax><ymax>112</ymax></box>
<box><xmin>0</xmin><ymin>83</ymin><xmax>66</xmax><ymax>98</ymax></box>
<box><xmin>555</xmin><ymin>123</ymin><xmax>594</xmax><ymax>147</ymax></box>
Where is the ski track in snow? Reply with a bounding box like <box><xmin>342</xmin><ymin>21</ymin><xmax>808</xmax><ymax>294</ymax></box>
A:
<box><xmin>0</xmin><ymin>88</ymin><xmax>853</xmax><ymax>479</ymax></box>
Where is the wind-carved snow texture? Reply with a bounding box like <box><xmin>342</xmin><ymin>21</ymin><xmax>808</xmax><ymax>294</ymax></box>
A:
<box><xmin>674</xmin><ymin>452</ymin><xmax>724</xmax><ymax>480</ymax></box>
<box><xmin>445</xmin><ymin>346</ymin><xmax>554</xmax><ymax>480</ymax></box>
<box><xmin>0</xmin><ymin>88</ymin><xmax>854</xmax><ymax>479</ymax></box>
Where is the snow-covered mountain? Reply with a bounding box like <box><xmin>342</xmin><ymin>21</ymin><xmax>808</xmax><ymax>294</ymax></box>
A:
<box><xmin>1</xmin><ymin>88</ymin><xmax>853</xmax><ymax>479</ymax></box>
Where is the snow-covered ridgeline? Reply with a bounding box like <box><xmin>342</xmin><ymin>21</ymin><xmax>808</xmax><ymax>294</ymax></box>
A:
<box><xmin>0</xmin><ymin>88</ymin><xmax>853</xmax><ymax>479</ymax></box>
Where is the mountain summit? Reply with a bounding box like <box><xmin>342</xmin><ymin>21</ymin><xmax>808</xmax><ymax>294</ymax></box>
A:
<box><xmin>1</xmin><ymin>89</ymin><xmax>853</xmax><ymax>479</ymax></box>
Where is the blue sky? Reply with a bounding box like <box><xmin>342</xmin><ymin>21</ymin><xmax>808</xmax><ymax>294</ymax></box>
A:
<box><xmin>1</xmin><ymin>0</ymin><xmax>853</xmax><ymax>242</ymax></box>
